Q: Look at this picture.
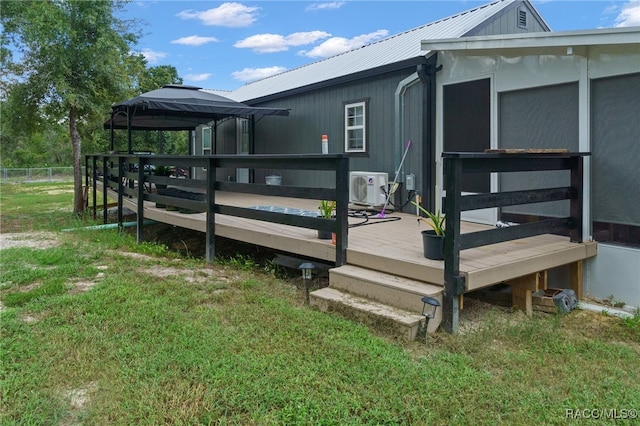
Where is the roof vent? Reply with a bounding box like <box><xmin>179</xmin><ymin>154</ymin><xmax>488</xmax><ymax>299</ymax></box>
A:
<box><xmin>518</xmin><ymin>8</ymin><xmax>528</xmax><ymax>29</ymax></box>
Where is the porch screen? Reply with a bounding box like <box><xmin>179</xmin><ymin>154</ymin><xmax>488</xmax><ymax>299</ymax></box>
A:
<box><xmin>498</xmin><ymin>82</ymin><xmax>579</xmax><ymax>218</ymax></box>
<box><xmin>591</xmin><ymin>73</ymin><xmax>640</xmax><ymax>228</ymax></box>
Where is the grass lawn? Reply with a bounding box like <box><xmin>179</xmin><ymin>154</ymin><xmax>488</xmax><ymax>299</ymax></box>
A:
<box><xmin>1</xmin><ymin>182</ymin><xmax>639</xmax><ymax>425</ymax></box>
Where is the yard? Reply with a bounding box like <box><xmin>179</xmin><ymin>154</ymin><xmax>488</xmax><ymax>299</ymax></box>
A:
<box><xmin>1</xmin><ymin>182</ymin><xmax>638</xmax><ymax>424</ymax></box>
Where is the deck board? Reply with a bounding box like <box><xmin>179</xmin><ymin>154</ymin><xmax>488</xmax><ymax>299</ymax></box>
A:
<box><xmin>113</xmin><ymin>189</ymin><xmax>596</xmax><ymax>292</ymax></box>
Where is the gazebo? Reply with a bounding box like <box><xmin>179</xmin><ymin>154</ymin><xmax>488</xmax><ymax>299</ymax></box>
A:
<box><xmin>104</xmin><ymin>84</ymin><xmax>289</xmax><ymax>153</ymax></box>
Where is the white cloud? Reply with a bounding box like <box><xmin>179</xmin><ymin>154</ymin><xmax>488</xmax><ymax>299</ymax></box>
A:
<box><xmin>235</xmin><ymin>31</ymin><xmax>331</xmax><ymax>53</ymax></box>
<box><xmin>299</xmin><ymin>30</ymin><xmax>388</xmax><ymax>58</ymax></box>
<box><xmin>177</xmin><ymin>2</ymin><xmax>260</xmax><ymax>28</ymax></box>
<box><xmin>140</xmin><ymin>48</ymin><xmax>167</xmax><ymax>64</ymax></box>
<box><xmin>184</xmin><ymin>73</ymin><xmax>212</xmax><ymax>82</ymax></box>
<box><xmin>305</xmin><ymin>2</ymin><xmax>346</xmax><ymax>12</ymax></box>
<box><xmin>232</xmin><ymin>66</ymin><xmax>287</xmax><ymax>82</ymax></box>
<box><xmin>171</xmin><ymin>36</ymin><xmax>219</xmax><ymax>46</ymax></box>
<box><xmin>614</xmin><ymin>1</ymin><xmax>640</xmax><ymax>27</ymax></box>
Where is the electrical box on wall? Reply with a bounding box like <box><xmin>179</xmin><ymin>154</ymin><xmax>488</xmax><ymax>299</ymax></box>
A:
<box><xmin>406</xmin><ymin>173</ymin><xmax>416</xmax><ymax>191</ymax></box>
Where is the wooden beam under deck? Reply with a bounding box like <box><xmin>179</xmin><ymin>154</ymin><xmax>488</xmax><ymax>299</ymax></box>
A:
<box><xmin>111</xmin><ymin>189</ymin><xmax>596</xmax><ymax>301</ymax></box>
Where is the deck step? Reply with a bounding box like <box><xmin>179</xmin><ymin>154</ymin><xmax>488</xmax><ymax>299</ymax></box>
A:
<box><xmin>329</xmin><ymin>264</ymin><xmax>442</xmax><ymax>314</ymax></box>
<box><xmin>309</xmin><ymin>287</ymin><xmax>427</xmax><ymax>341</ymax></box>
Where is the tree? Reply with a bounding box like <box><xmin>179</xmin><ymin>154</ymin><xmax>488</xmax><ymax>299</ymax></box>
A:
<box><xmin>1</xmin><ymin>0</ymin><xmax>142</xmax><ymax>213</ymax></box>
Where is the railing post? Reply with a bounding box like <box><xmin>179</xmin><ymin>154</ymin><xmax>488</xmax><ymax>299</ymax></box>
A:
<box><xmin>206</xmin><ymin>157</ymin><xmax>216</xmax><ymax>263</ymax></box>
<box><xmin>103</xmin><ymin>156</ymin><xmax>108</xmax><ymax>224</ymax></box>
<box><xmin>117</xmin><ymin>156</ymin><xmax>124</xmax><ymax>232</ymax></box>
<box><xmin>92</xmin><ymin>156</ymin><xmax>97</xmax><ymax>220</ymax></box>
<box><xmin>443</xmin><ymin>155</ymin><xmax>464</xmax><ymax>334</ymax></box>
<box><xmin>137</xmin><ymin>156</ymin><xmax>146</xmax><ymax>243</ymax></box>
<box><xmin>335</xmin><ymin>155</ymin><xmax>349</xmax><ymax>266</ymax></box>
<box><xmin>570</xmin><ymin>155</ymin><xmax>584</xmax><ymax>243</ymax></box>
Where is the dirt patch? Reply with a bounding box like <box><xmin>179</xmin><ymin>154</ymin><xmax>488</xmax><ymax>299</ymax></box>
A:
<box><xmin>0</xmin><ymin>232</ymin><xmax>61</xmax><ymax>250</ymax></box>
<box><xmin>106</xmin><ymin>250</ymin><xmax>158</xmax><ymax>262</ymax></box>
<box><xmin>139</xmin><ymin>265</ymin><xmax>240</xmax><ymax>284</ymax></box>
<box><xmin>19</xmin><ymin>312</ymin><xmax>40</xmax><ymax>324</ymax></box>
<box><xmin>68</xmin><ymin>279</ymin><xmax>100</xmax><ymax>294</ymax></box>
<box><xmin>60</xmin><ymin>382</ymin><xmax>98</xmax><ymax>426</ymax></box>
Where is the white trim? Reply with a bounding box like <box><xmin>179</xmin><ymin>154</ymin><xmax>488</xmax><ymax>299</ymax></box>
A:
<box><xmin>202</xmin><ymin>126</ymin><xmax>212</xmax><ymax>155</ymax></box>
<box><xmin>344</xmin><ymin>101</ymin><xmax>366</xmax><ymax>153</ymax></box>
<box><xmin>578</xmin><ymin>56</ymin><xmax>591</xmax><ymax>243</ymax></box>
<box><xmin>421</xmin><ymin>27</ymin><xmax>640</xmax><ymax>55</ymax></box>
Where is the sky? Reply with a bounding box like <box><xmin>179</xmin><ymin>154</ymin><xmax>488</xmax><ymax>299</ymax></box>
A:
<box><xmin>121</xmin><ymin>1</ymin><xmax>640</xmax><ymax>91</ymax></box>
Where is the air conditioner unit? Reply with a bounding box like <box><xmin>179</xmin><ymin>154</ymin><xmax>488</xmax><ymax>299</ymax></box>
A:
<box><xmin>349</xmin><ymin>171</ymin><xmax>388</xmax><ymax>207</ymax></box>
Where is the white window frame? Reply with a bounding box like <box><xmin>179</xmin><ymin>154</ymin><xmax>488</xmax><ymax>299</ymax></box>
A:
<box><xmin>202</xmin><ymin>126</ymin><xmax>212</xmax><ymax>155</ymax></box>
<box><xmin>344</xmin><ymin>101</ymin><xmax>366</xmax><ymax>153</ymax></box>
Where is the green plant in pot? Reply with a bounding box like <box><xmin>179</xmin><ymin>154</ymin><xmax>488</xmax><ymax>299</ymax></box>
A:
<box><xmin>412</xmin><ymin>201</ymin><xmax>446</xmax><ymax>260</ymax></box>
<box><xmin>317</xmin><ymin>200</ymin><xmax>336</xmax><ymax>239</ymax></box>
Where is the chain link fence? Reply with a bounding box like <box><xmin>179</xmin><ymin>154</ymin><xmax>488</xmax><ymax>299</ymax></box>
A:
<box><xmin>1</xmin><ymin>167</ymin><xmax>83</xmax><ymax>183</ymax></box>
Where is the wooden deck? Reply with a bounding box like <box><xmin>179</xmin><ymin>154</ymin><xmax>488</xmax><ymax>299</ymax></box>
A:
<box><xmin>116</xmin><ymin>190</ymin><xmax>596</xmax><ymax>294</ymax></box>
<box><xmin>105</xmin><ymin>188</ymin><xmax>598</xmax><ymax>337</ymax></box>
<box><xmin>91</xmin><ymin>152</ymin><xmax>594</xmax><ymax>336</ymax></box>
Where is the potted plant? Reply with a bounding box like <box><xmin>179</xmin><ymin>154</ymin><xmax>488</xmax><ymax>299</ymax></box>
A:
<box><xmin>412</xmin><ymin>201</ymin><xmax>446</xmax><ymax>260</ymax></box>
<box><xmin>317</xmin><ymin>200</ymin><xmax>336</xmax><ymax>239</ymax></box>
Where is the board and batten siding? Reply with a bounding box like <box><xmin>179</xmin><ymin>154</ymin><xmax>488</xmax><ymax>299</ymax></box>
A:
<box><xmin>469</xmin><ymin>2</ymin><xmax>548</xmax><ymax>36</ymax></box>
<box><xmin>248</xmin><ymin>68</ymin><xmax>425</xmax><ymax>195</ymax></box>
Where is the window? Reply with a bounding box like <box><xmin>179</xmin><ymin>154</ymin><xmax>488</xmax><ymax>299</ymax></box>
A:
<box><xmin>498</xmin><ymin>82</ymin><xmax>578</xmax><ymax>219</ymax></box>
<box><xmin>344</xmin><ymin>102</ymin><xmax>366</xmax><ymax>153</ymax></box>
<box><xmin>591</xmin><ymin>73</ymin><xmax>640</xmax><ymax>247</ymax></box>
<box><xmin>202</xmin><ymin>126</ymin><xmax>212</xmax><ymax>155</ymax></box>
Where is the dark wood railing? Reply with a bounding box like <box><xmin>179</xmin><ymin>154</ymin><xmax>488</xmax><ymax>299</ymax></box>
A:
<box><xmin>441</xmin><ymin>151</ymin><xmax>589</xmax><ymax>333</ymax></box>
<box><xmin>85</xmin><ymin>154</ymin><xmax>350</xmax><ymax>265</ymax></box>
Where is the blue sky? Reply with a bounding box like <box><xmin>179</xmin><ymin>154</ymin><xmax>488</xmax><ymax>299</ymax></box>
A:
<box><xmin>122</xmin><ymin>1</ymin><xmax>640</xmax><ymax>91</ymax></box>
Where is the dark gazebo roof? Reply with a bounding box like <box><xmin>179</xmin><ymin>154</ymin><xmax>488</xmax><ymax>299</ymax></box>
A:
<box><xmin>104</xmin><ymin>84</ymin><xmax>289</xmax><ymax>131</ymax></box>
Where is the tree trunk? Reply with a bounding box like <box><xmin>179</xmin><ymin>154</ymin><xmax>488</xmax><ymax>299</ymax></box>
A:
<box><xmin>69</xmin><ymin>107</ymin><xmax>84</xmax><ymax>214</ymax></box>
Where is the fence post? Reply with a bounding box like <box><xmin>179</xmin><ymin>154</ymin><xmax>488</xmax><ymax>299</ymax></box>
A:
<box><xmin>443</xmin><ymin>156</ymin><xmax>463</xmax><ymax>334</ymax></box>
<box><xmin>335</xmin><ymin>155</ymin><xmax>349</xmax><ymax>266</ymax></box>
<box><xmin>137</xmin><ymin>156</ymin><xmax>146</xmax><ymax>243</ymax></box>
<box><xmin>117</xmin><ymin>156</ymin><xmax>124</xmax><ymax>231</ymax></box>
<box><xmin>205</xmin><ymin>157</ymin><xmax>216</xmax><ymax>263</ymax></box>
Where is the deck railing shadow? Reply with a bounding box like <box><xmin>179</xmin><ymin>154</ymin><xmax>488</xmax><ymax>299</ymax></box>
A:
<box><xmin>85</xmin><ymin>154</ymin><xmax>350</xmax><ymax>265</ymax></box>
<box><xmin>441</xmin><ymin>151</ymin><xmax>589</xmax><ymax>333</ymax></box>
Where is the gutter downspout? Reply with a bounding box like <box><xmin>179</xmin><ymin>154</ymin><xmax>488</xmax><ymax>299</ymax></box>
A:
<box><xmin>394</xmin><ymin>72</ymin><xmax>421</xmax><ymax>206</ymax></box>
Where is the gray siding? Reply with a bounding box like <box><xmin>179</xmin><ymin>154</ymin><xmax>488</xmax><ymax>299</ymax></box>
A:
<box><xmin>195</xmin><ymin>0</ymin><xmax>551</xmax><ymax>207</ymax></box>
<box><xmin>249</xmin><ymin>68</ymin><xmax>424</xmax><ymax>194</ymax></box>
<box><xmin>469</xmin><ymin>0</ymin><xmax>549</xmax><ymax>36</ymax></box>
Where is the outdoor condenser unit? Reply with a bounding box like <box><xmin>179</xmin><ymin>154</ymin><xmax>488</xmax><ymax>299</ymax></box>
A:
<box><xmin>349</xmin><ymin>171</ymin><xmax>388</xmax><ymax>207</ymax></box>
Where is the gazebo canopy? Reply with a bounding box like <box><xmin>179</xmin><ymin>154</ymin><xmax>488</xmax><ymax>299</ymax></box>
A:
<box><xmin>104</xmin><ymin>84</ymin><xmax>289</xmax><ymax>131</ymax></box>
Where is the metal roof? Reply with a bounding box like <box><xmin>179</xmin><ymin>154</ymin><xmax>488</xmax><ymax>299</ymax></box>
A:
<box><xmin>229</xmin><ymin>0</ymin><xmax>518</xmax><ymax>103</ymax></box>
